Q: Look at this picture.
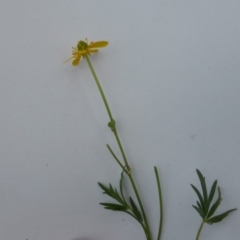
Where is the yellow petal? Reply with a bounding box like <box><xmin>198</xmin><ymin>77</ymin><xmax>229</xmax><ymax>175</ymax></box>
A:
<box><xmin>72</xmin><ymin>55</ymin><xmax>81</xmax><ymax>66</ymax></box>
<box><xmin>89</xmin><ymin>49</ymin><xmax>98</xmax><ymax>53</ymax></box>
<box><xmin>89</xmin><ymin>41</ymin><xmax>108</xmax><ymax>49</ymax></box>
<box><xmin>74</xmin><ymin>50</ymin><xmax>88</xmax><ymax>54</ymax></box>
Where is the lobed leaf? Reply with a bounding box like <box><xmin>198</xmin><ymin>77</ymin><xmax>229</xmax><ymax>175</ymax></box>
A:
<box><xmin>192</xmin><ymin>170</ymin><xmax>237</xmax><ymax>227</ymax></box>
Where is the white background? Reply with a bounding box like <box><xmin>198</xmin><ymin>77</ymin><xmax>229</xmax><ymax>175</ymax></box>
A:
<box><xmin>0</xmin><ymin>1</ymin><xmax>239</xmax><ymax>240</ymax></box>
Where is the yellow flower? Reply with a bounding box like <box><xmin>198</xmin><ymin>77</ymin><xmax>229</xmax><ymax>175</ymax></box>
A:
<box><xmin>64</xmin><ymin>39</ymin><xmax>108</xmax><ymax>66</ymax></box>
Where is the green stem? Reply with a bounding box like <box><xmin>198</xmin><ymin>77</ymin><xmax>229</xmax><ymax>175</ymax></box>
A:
<box><xmin>128</xmin><ymin>174</ymin><xmax>151</xmax><ymax>240</ymax></box>
<box><xmin>85</xmin><ymin>54</ymin><xmax>151</xmax><ymax>240</ymax></box>
<box><xmin>154</xmin><ymin>166</ymin><xmax>163</xmax><ymax>240</ymax></box>
<box><xmin>85</xmin><ymin>55</ymin><xmax>130</xmax><ymax>170</ymax></box>
<box><xmin>113</xmin><ymin>130</ymin><xmax>131</xmax><ymax>172</ymax></box>
<box><xmin>106</xmin><ymin>144</ymin><xmax>127</xmax><ymax>173</ymax></box>
<box><xmin>196</xmin><ymin>220</ymin><xmax>204</xmax><ymax>240</ymax></box>
<box><xmin>85</xmin><ymin>55</ymin><xmax>114</xmax><ymax>122</ymax></box>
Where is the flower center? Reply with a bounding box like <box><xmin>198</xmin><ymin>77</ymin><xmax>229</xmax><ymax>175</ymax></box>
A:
<box><xmin>77</xmin><ymin>40</ymin><xmax>88</xmax><ymax>51</ymax></box>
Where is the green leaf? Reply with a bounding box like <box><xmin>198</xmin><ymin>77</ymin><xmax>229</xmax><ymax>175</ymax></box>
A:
<box><xmin>129</xmin><ymin>197</ymin><xmax>143</xmax><ymax>222</ymax></box>
<box><xmin>98</xmin><ymin>182</ymin><xmax>115</xmax><ymax>199</ymax></box>
<box><xmin>196</xmin><ymin>201</ymin><xmax>201</xmax><ymax>209</ymax></box>
<box><xmin>196</xmin><ymin>169</ymin><xmax>208</xmax><ymax>205</ymax></box>
<box><xmin>114</xmin><ymin>188</ymin><xmax>125</xmax><ymax>204</ymax></box>
<box><xmin>98</xmin><ymin>182</ymin><xmax>125</xmax><ymax>205</ymax></box>
<box><xmin>191</xmin><ymin>184</ymin><xmax>205</xmax><ymax>214</ymax></box>
<box><xmin>207</xmin><ymin>187</ymin><xmax>222</xmax><ymax>219</ymax></box>
<box><xmin>119</xmin><ymin>170</ymin><xmax>126</xmax><ymax>202</ymax></box>
<box><xmin>192</xmin><ymin>170</ymin><xmax>237</xmax><ymax>227</ymax></box>
<box><xmin>206</xmin><ymin>209</ymin><xmax>237</xmax><ymax>224</ymax></box>
<box><xmin>98</xmin><ymin>182</ymin><xmax>110</xmax><ymax>194</ymax></box>
<box><xmin>100</xmin><ymin>202</ymin><xmax>128</xmax><ymax>211</ymax></box>
<box><xmin>207</xmin><ymin>180</ymin><xmax>217</xmax><ymax>209</ymax></box>
<box><xmin>192</xmin><ymin>205</ymin><xmax>205</xmax><ymax>219</ymax></box>
<box><xmin>109</xmin><ymin>184</ymin><xmax>114</xmax><ymax>193</ymax></box>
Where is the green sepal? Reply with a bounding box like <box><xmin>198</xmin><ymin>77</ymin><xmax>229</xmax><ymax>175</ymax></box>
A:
<box><xmin>77</xmin><ymin>40</ymin><xmax>87</xmax><ymax>51</ymax></box>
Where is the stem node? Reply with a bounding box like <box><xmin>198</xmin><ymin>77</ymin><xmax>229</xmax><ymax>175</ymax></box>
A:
<box><xmin>108</xmin><ymin>119</ymin><xmax>116</xmax><ymax>132</ymax></box>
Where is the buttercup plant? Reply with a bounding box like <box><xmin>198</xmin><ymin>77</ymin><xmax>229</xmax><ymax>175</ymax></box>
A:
<box><xmin>65</xmin><ymin>39</ymin><xmax>236</xmax><ymax>240</ymax></box>
<box><xmin>65</xmin><ymin>39</ymin><xmax>163</xmax><ymax>240</ymax></box>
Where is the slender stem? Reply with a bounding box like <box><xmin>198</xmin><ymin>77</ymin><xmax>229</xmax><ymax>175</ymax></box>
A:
<box><xmin>85</xmin><ymin>55</ymin><xmax>114</xmax><ymax>122</ymax></box>
<box><xmin>113</xmin><ymin>131</ymin><xmax>130</xmax><ymax>171</ymax></box>
<box><xmin>196</xmin><ymin>220</ymin><xmax>204</xmax><ymax>240</ymax></box>
<box><xmin>85</xmin><ymin>55</ymin><xmax>130</xmax><ymax>170</ymax></box>
<box><xmin>85</xmin><ymin>55</ymin><xmax>151</xmax><ymax>240</ymax></box>
<box><xmin>154</xmin><ymin>166</ymin><xmax>163</xmax><ymax>240</ymax></box>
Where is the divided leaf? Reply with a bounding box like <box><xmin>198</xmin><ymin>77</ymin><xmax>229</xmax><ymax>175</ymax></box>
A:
<box><xmin>191</xmin><ymin>169</ymin><xmax>237</xmax><ymax>224</ymax></box>
<box><xmin>98</xmin><ymin>177</ymin><xmax>143</xmax><ymax>225</ymax></box>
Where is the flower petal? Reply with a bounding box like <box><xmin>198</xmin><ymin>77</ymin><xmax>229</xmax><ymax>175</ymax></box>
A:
<box><xmin>89</xmin><ymin>49</ymin><xmax>98</xmax><ymax>53</ymax></box>
<box><xmin>88</xmin><ymin>41</ymin><xmax>108</xmax><ymax>48</ymax></box>
<box><xmin>72</xmin><ymin>49</ymin><xmax>87</xmax><ymax>55</ymax></box>
<box><xmin>72</xmin><ymin>55</ymin><xmax>81</xmax><ymax>66</ymax></box>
